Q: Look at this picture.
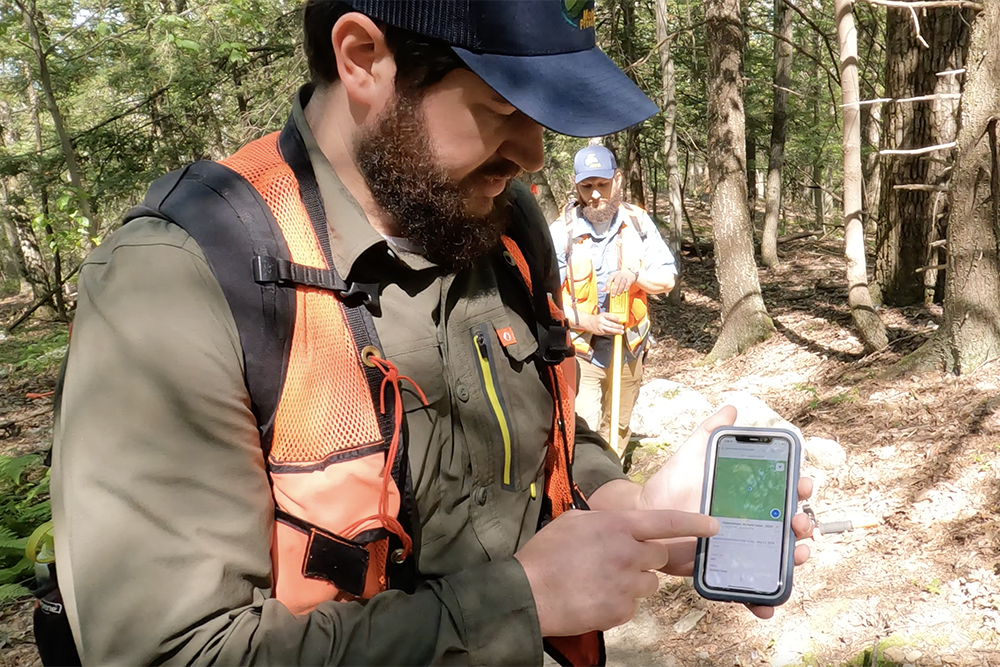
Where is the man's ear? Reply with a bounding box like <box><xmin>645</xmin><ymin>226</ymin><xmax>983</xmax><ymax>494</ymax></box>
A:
<box><xmin>331</xmin><ymin>13</ymin><xmax>396</xmax><ymax>113</ymax></box>
<box><xmin>612</xmin><ymin>170</ymin><xmax>624</xmax><ymax>194</ymax></box>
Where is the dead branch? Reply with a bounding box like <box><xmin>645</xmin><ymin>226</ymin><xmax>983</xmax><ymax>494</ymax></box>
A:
<box><xmin>893</xmin><ymin>183</ymin><xmax>950</xmax><ymax>191</ymax></box>
<box><xmin>778</xmin><ymin>231</ymin><xmax>820</xmax><ymax>243</ymax></box>
<box><xmin>908</xmin><ymin>5</ymin><xmax>931</xmax><ymax>48</ymax></box>
<box><xmin>880</xmin><ymin>142</ymin><xmax>958</xmax><ymax>156</ymax></box>
<box><xmin>852</xmin><ymin>92</ymin><xmax>962</xmax><ymax>106</ymax></box>
<box><xmin>937</xmin><ymin>68</ymin><xmax>966</xmax><ymax>76</ymax></box>
<box><xmin>930</xmin><ymin>239</ymin><xmax>948</xmax><ymax>248</ymax></box>
<box><xmin>861</xmin><ymin>0</ymin><xmax>982</xmax><ymax>9</ymax></box>
<box><xmin>915</xmin><ymin>264</ymin><xmax>948</xmax><ymax>273</ymax></box>
<box><xmin>6</xmin><ymin>263</ymin><xmax>81</xmax><ymax>333</ymax></box>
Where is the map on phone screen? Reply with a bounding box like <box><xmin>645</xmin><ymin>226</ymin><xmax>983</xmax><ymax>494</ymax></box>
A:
<box><xmin>705</xmin><ymin>436</ymin><xmax>791</xmax><ymax>594</ymax></box>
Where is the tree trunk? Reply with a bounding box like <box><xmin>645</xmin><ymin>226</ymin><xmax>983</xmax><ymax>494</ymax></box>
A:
<box><xmin>836</xmin><ymin>0</ymin><xmax>888</xmax><ymax>353</ymax></box>
<box><xmin>17</xmin><ymin>0</ymin><xmax>100</xmax><ymax>244</ymax></box>
<box><xmin>811</xmin><ymin>19</ymin><xmax>826</xmax><ymax>231</ymax></box>
<box><xmin>863</xmin><ymin>103</ymin><xmax>882</xmax><ymax>224</ymax></box>
<box><xmin>655</xmin><ymin>0</ymin><xmax>685</xmax><ymax>305</ymax></box>
<box><xmin>874</xmin><ymin>6</ymin><xmax>972</xmax><ymax>306</ymax></box>
<box><xmin>902</xmin><ymin>1</ymin><xmax>1000</xmax><ymax>374</ymax></box>
<box><xmin>704</xmin><ymin>0</ymin><xmax>774</xmax><ymax>364</ymax></box>
<box><xmin>27</xmin><ymin>69</ymin><xmax>66</xmax><ymax>318</ymax></box>
<box><xmin>761</xmin><ymin>0</ymin><xmax>794</xmax><ymax>267</ymax></box>
<box><xmin>618</xmin><ymin>0</ymin><xmax>646</xmax><ymax>209</ymax></box>
<box><xmin>526</xmin><ymin>171</ymin><xmax>561</xmax><ymax>222</ymax></box>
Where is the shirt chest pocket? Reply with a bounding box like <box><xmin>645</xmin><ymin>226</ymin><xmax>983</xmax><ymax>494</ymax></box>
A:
<box><xmin>468</xmin><ymin>308</ymin><xmax>550</xmax><ymax>493</ymax></box>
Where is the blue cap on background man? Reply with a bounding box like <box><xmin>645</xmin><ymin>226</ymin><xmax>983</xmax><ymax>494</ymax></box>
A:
<box><xmin>574</xmin><ymin>146</ymin><xmax>618</xmax><ymax>183</ymax></box>
<box><xmin>341</xmin><ymin>0</ymin><xmax>659</xmax><ymax>137</ymax></box>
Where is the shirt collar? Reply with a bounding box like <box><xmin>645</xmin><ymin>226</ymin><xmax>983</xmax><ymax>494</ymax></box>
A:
<box><xmin>292</xmin><ymin>85</ymin><xmax>436</xmax><ymax>276</ymax></box>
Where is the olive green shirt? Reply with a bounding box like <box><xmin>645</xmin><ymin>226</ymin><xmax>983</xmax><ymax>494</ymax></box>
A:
<box><xmin>51</xmin><ymin>92</ymin><xmax>625</xmax><ymax>666</ymax></box>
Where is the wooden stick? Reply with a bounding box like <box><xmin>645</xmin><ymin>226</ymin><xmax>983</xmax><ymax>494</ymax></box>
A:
<box><xmin>880</xmin><ymin>142</ymin><xmax>957</xmax><ymax>156</ymax></box>
<box><xmin>937</xmin><ymin>68</ymin><xmax>966</xmax><ymax>76</ymax></box>
<box><xmin>893</xmin><ymin>183</ymin><xmax>950</xmax><ymax>191</ymax></box>
<box><xmin>915</xmin><ymin>264</ymin><xmax>948</xmax><ymax>273</ymax></box>
<box><xmin>930</xmin><ymin>239</ymin><xmax>948</xmax><ymax>248</ymax></box>
<box><xmin>6</xmin><ymin>264</ymin><xmax>81</xmax><ymax>333</ymax></box>
<box><xmin>778</xmin><ymin>231</ymin><xmax>820</xmax><ymax>243</ymax></box>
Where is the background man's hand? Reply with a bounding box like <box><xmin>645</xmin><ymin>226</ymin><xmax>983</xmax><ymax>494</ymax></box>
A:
<box><xmin>607</xmin><ymin>269</ymin><xmax>637</xmax><ymax>297</ymax></box>
<box><xmin>514</xmin><ymin>509</ymin><xmax>718</xmax><ymax>637</ymax></box>
<box><xmin>582</xmin><ymin>311</ymin><xmax>625</xmax><ymax>336</ymax></box>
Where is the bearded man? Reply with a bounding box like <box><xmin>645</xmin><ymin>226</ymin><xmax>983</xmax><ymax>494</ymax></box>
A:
<box><xmin>50</xmin><ymin>2</ymin><xmax>814</xmax><ymax>665</ymax></box>
<box><xmin>552</xmin><ymin>146</ymin><xmax>677</xmax><ymax>458</ymax></box>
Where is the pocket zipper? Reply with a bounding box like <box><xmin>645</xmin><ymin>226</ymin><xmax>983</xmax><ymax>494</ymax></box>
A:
<box><xmin>472</xmin><ymin>325</ymin><xmax>515</xmax><ymax>489</ymax></box>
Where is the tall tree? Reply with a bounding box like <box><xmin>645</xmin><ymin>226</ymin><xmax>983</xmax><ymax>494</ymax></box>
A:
<box><xmin>761</xmin><ymin>0</ymin><xmax>795</xmax><ymax>267</ymax></box>
<box><xmin>15</xmin><ymin>0</ymin><xmax>99</xmax><ymax>243</ymax></box>
<box><xmin>704</xmin><ymin>0</ymin><xmax>774</xmax><ymax>363</ymax></box>
<box><xmin>874</xmin><ymin>6</ymin><xmax>972</xmax><ymax>306</ymax></box>
<box><xmin>655</xmin><ymin>0</ymin><xmax>684</xmax><ymax>305</ymax></box>
<box><xmin>618</xmin><ymin>0</ymin><xmax>646</xmax><ymax>208</ymax></box>
<box><xmin>903</xmin><ymin>1</ymin><xmax>1000</xmax><ymax>373</ymax></box>
<box><xmin>835</xmin><ymin>0</ymin><xmax>888</xmax><ymax>352</ymax></box>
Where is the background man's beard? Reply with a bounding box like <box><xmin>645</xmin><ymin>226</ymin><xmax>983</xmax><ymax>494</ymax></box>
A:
<box><xmin>581</xmin><ymin>191</ymin><xmax>622</xmax><ymax>225</ymax></box>
<box><xmin>355</xmin><ymin>92</ymin><xmax>515</xmax><ymax>273</ymax></box>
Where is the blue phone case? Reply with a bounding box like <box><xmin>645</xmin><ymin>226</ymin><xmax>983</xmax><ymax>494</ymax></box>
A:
<box><xmin>692</xmin><ymin>426</ymin><xmax>802</xmax><ymax>606</ymax></box>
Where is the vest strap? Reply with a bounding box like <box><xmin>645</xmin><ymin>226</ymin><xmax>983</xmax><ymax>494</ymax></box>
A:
<box><xmin>252</xmin><ymin>254</ymin><xmax>380</xmax><ymax>313</ymax></box>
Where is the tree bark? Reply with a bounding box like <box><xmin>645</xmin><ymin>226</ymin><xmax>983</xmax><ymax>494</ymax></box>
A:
<box><xmin>761</xmin><ymin>0</ymin><xmax>794</xmax><ymax>267</ymax></box>
<box><xmin>526</xmin><ymin>171</ymin><xmax>561</xmax><ymax>222</ymax></box>
<box><xmin>17</xmin><ymin>0</ymin><xmax>100</xmax><ymax>244</ymax></box>
<box><xmin>618</xmin><ymin>0</ymin><xmax>646</xmax><ymax>208</ymax></box>
<box><xmin>836</xmin><ymin>0</ymin><xmax>889</xmax><ymax>352</ymax></box>
<box><xmin>874</xmin><ymin>5</ymin><xmax>972</xmax><ymax>306</ymax></box>
<box><xmin>655</xmin><ymin>0</ymin><xmax>685</xmax><ymax>305</ymax></box>
<box><xmin>811</xmin><ymin>14</ymin><xmax>826</xmax><ymax>231</ymax></box>
<box><xmin>902</xmin><ymin>0</ymin><xmax>1000</xmax><ymax>374</ymax></box>
<box><xmin>704</xmin><ymin>0</ymin><xmax>774</xmax><ymax>364</ymax></box>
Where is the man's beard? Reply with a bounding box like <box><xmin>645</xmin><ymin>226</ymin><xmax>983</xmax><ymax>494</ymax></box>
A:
<box><xmin>355</xmin><ymin>91</ymin><xmax>519</xmax><ymax>273</ymax></box>
<box><xmin>580</xmin><ymin>190</ymin><xmax>622</xmax><ymax>225</ymax></box>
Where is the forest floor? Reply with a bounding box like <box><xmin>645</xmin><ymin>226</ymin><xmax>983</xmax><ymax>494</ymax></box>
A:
<box><xmin>1</xmin><ymin>209</ymin><xmax>999</xmax><ymax>667</ymax></box>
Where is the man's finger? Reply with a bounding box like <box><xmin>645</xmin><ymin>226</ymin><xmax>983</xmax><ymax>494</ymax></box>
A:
<box><xmin>633</xmin><ymin>540</ymin><xmax>670</xmax><ymax>572</ymax></box>
<box><xmin>797</xmin><ymin>477</ymin><xmax>814</xmax><ymax>501</ymax></box>
<box><xmin>794</xmin><ymin>543</ymin><xmax>810</xmax><ymax>565</ymax></box>
<box><xmin>625</xmin><ymin>510</ymin><xmax>719</xmax><ymax>542</ymax></box>
<box><xmin>791</xmin><ymin>513</ymin><xmax>813</xmax><ymax>539</ymax></box>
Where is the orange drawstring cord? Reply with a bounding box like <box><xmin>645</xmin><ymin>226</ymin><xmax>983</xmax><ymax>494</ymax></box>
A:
<box><xmin>343</xmin><ymin>355</ymin><xmax>427</xmax><ymax>560</ymax></box>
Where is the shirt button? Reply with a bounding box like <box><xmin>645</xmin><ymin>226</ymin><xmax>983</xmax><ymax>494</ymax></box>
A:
<box><xmin>456</xmin><ymin>384</ymin><xmax>470</xmax><ymax>402</ymax></box>
<box><xmin>473</xmin><ymin>486</ymin><xmax>488</xmax><ymax>506</ymax></box>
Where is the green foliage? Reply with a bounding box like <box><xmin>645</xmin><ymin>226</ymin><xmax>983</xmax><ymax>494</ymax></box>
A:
<box><xmin>0</xmin><ymin>455</ymin><xmax>50</xmax><ymax>601</ymax></box>
<box><xmin>0</xmin><ymin>327</ymin><xmax>69</xmax><ymax>382</ymax></box>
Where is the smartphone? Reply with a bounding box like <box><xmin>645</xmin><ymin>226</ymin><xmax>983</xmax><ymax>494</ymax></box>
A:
<box><xmin>693</xmin><ymin>426</ymin><xmax>801</xmax><ymax>606</ymax></box>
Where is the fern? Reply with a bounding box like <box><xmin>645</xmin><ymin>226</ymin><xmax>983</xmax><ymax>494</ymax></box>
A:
<box><xmin>0</xmin><ymin>582</ymin><xmax>31</xmax><ymax>602</ymax></box>
<box><xmin>0</xmin><ymin>525</ymin><xmax>28</xmax><ymax>555</ymax></box>
<box><xmin>0</xmin><ymin>454</ymin><xmax>41</xmax><ymax>486</ymax></box>
<box><xmin>0</xmin><ymin>557</ymin><xmax>32</xmax><ymax>585</ymax></box>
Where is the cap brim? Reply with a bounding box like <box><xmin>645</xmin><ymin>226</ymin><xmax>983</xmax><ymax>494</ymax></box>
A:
<box><xmin>575</xmin><ymin>168</ymin><xmax>616</xmax><ymax>183</ymax></box>
<box><xmin>452</xmin><ymin>46</ymin><xmax>659</xmax><ymax>138</ymax></box>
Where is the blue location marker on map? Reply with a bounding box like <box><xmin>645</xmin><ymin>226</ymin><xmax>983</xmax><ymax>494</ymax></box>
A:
<box><xmin>770</xmin><ymin>508</ymin><xmax>781</xmax><ymax>519</ymax></box>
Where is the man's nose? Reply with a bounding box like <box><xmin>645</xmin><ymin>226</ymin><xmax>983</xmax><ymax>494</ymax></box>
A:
<box><xmin>590</xmin><ymin>190</ymin><xmax>601</xmax><ymax>201</ymax></box>
<box><xmin>498</xmin><ymin>112</ymin><xmax>544</xmax><ymax>173</ymax></box>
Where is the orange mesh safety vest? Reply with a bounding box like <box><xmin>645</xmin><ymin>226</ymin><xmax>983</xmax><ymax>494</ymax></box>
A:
<box><xmin>558</xmin><ymin>202</ymin><xmax>650</xmax><ymax>357</ymax></box>
<box><xmin>124</xmin><ymin>115</ymin><xmax>603</xmax><ymax>665</ymax></box>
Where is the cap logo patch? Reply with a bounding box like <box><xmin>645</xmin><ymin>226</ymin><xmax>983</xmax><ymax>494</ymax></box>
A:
<box><xmin>563</xmin><ymin>0</ymin><xmax>596</xmax><ymax>30</ymax></box>
<box><xmin>585</xmin><ymin>153</ymin><xmax>603</xmax><ymax>169</ymax></box>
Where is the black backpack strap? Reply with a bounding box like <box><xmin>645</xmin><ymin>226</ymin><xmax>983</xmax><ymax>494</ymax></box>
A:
<box><xmin>123</xmin><ymin>160</ymin><xmax>294</xmax><ymax>458</ymax></box>
<box><xmin>505</xmin><ymin>184</ymin><xmax>574</xmax><ymax>366</ymax></box>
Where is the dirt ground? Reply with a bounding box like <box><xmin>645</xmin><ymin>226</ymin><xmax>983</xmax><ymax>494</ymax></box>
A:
<box><xmin>2</xmin><ymin>229</ymin><xmax>999</xmax><ymax>666</ymax></box>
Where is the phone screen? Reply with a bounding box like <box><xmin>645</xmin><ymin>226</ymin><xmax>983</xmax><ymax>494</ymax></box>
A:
<box><xmin>704</xmin><ymin>435</ymin><xmax>791</xmax><ymax>594</ymax></box>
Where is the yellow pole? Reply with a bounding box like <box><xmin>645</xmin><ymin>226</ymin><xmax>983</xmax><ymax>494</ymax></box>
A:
<box><xmin>608</xmin><ymin>291</ymin><xmax>629</xmax><ymax>457</ymax></box>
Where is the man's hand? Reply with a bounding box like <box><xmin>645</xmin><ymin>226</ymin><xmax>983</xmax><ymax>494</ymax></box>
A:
<box><xmin>636</xmin><ymin>406</ymin><xmax>816</xmax><ymax>618</ymax></box>
<box><xmin>580</xmin><ymin>311</ymin><xmax>625</xmax><ymax>336</ymax></box>
<box><xmin>514</xmin><ymin>509</ymin><xmax>718</xmax><ymax>637</ymax></box>
<box><xmin>606</xmin><ymin>269</ymin><xmax>637</xmax><ymax>297</ymax></box>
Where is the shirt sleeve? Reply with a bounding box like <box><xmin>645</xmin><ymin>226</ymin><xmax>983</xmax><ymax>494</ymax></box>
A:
<box><xmin>549</xmin><ymin>219</ymin><xmax>569</xmax><ymax>286</ymax></box>
<box><xmin>640</xmin><ymin>211</ymin><xmax>677</xmax><ymax>277</ymax></box>
<box><xmin>51</xmin><ymin>218</ymin><xmax>542</xmax><ymax>667</ymax></box>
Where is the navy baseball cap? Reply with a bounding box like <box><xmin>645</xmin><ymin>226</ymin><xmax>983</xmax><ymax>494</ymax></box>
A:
<box><xmin>574</xmin><ymin>146</ymin><xmax>617</xmax><ymax>182</ymax></box>
<box><xmin>341</xmin><ymin>0</ymin><xmax>659</xmax><ymax>137</ymax></box>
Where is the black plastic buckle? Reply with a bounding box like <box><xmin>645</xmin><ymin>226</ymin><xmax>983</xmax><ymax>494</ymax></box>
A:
<box><xmin>541</xmin><ymin>324</ymin><xmax>574</xmax><ymax>364</ymax></box>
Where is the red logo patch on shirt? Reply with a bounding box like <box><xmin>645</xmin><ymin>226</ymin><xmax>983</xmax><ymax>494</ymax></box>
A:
<box><xmin>496</xmin><ymin>326</ymin><xmax>517</xmax><ymax>347</ymax></box>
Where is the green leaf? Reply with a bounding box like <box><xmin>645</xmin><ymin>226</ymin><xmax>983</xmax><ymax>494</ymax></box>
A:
<box><xmin>0</xmin><ymin>583</ymin><xmax>31</xmax><ymax>602</ymax></box>
<box><xmin>0</xmin><ymin>454</ymin><xmax>41</xmax><ymax>486</ymax></box>
<box><xmin>175</xmin><ymin>39</ymin><xmax>201</xmax><ymax>52</ymax></box>
<box><xmin>56</xmin><ymin>194</ymin><xmax>71</xmax><ymax>210</ymax></box>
